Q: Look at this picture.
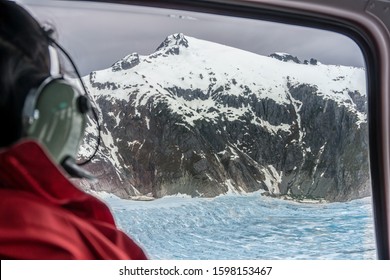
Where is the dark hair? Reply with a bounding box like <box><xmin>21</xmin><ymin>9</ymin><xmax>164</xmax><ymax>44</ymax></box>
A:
<box><xmin>0</xmin><ymin>0</ymin><xmax>51</xmax><ymax>147</ymax></box>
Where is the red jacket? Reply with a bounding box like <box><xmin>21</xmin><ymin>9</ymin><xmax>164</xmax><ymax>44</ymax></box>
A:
<box><xmin>0</xmin><ymin>141</ymin><xmax>147</xmax><ymax>260</ymax></box>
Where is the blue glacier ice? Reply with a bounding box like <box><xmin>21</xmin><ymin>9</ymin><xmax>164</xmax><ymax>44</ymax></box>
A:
<box><xmin>101</xmin><ymin>192</ymin><xmax>376</xmax><ymax>260</ymax></box>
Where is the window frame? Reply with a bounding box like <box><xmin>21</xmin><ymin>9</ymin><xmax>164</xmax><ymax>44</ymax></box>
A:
<box><xmin>66</xmin><ymin>0</ymin><xmax>390</xmax><ymax>259</ymax></box>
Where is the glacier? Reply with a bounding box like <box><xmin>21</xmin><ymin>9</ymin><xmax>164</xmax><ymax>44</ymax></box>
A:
<box><xmin>97</xmin><ymin>192</ymin><xmax>376</xmax><ymax>260</ymax></box>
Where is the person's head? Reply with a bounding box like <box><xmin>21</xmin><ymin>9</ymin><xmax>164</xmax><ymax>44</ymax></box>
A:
<box><xmin>0</xmin><ymin>0</ymin><xmax>51</xmax><ymax>147</ymax></box>
<box><xmin>0</xmin><ymin>1</ymin><xmax>93</xmax><ymax>178</ymax></box>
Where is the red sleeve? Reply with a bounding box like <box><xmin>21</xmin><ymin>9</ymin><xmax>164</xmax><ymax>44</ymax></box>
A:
<box><xmin>0</xmin><ymin>190</ymin><xmax>147</xmax><ymax>260</ymax></box>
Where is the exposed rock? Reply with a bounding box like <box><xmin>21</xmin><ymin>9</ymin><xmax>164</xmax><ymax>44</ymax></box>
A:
<box><xmin>112</xmin><ymin>53</ymin><xmax>140</xmax><ymax>71</ymax></box>
<box><xmin>270</xmin><ymin>52</ymin><xmax>301</xmax><ymax>63</ymax></box>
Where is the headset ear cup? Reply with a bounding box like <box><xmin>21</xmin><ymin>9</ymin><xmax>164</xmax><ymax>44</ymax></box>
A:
<box><xmin>22</xmin><ymin>89</ymin><xmax>40</xmax><ymax>130</ymax></box>
<box><xmin>24</xmin><ymin>78</ymin><xmax>87</xmax><ymax>164</ymax></box>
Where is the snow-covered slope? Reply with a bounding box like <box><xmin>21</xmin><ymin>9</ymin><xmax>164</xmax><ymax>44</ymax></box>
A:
<box><xmin>90</xmin><ymin>34</ymin><xmax>365</xmax><ymax>127</ymax></box>
<box><xmin>78</xmin><ymin>33</ymin><xmax>369</xmax><ymax>202</ymax></box>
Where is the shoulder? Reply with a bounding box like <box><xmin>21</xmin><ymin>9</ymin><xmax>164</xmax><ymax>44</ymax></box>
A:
<box><xmin>0</xmin><ymin>189</ymin><xmax>147</xmax><ymax>260</ymax></box>
<box><xmin>0</xmin><ymin>189</ymin><xmax>95</xmax><ymax>259</ymax></box>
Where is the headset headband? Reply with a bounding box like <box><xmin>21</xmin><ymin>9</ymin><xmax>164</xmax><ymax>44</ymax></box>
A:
<box><xmin>48</xmin><ymin>45</ymin><xmax>60</xmax><ymax>76</ymax></box>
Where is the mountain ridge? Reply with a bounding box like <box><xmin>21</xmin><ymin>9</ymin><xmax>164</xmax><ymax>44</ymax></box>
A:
<box><xmin>77</xmin><ymin>33</ymin><xmax>369</xmax><ymax>202</ymax></box>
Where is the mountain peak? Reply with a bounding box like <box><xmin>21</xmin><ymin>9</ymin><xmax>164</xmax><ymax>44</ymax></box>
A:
<box><xmin>155</xmin><ymin>33</ymin><xmax>189</xmax><ymax>54</ymax></box>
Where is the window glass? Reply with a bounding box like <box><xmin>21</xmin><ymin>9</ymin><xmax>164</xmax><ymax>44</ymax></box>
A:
<box><xmin>24</xmin><ymin>0</ymin><xmax>375</xmax><ymax>259</ymax></box>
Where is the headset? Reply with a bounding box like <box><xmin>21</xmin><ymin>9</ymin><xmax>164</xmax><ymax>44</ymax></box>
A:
<box><xmin>21</xmin><ymin>35</ymin><xmax>100</xmax><ymax>180</ymax></box>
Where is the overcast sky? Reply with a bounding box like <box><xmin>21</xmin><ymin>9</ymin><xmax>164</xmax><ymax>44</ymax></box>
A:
<box><xmin>19</xmin><ymin>0</ymin><xmax>365</xmax><ymax>76</ymax></box>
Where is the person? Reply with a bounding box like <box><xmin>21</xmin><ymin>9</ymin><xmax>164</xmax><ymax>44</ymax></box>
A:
<box><xmin>0</xmin><ymin>0</ymin><xmax>147</xmax><ymax>260</ymax></box>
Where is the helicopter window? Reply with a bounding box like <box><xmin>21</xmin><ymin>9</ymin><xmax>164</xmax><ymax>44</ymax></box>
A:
<box><xmin>23</xmin><ymin>0</ymin><xmax>375</xmax><ymax>260</ymax></box>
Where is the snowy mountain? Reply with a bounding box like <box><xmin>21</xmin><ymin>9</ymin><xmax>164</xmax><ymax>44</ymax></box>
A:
<box><xmin>77</xmin><ymin>33</ymin><xmax>369</xmax><ymax>202</ymax></box>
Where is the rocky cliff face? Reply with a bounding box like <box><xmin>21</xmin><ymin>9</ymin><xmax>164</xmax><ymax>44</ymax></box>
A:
<box><xmin>77</xmin><ymin>33</ymin><xmax>369</xmax><ymax>202</ymax></box>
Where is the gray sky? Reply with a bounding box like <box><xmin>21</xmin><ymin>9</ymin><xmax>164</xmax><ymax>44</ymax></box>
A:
<box><xmin>20</xmin><ymin>0</ymin><xmax>365</xmax><ymax>76</ymax></box>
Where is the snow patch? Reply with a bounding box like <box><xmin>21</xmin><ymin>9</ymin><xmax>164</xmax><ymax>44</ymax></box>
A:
<box><xmin>263</xmin><ymin>165</ymin><xmax>282</xmax><ymax>195</ymax></box>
